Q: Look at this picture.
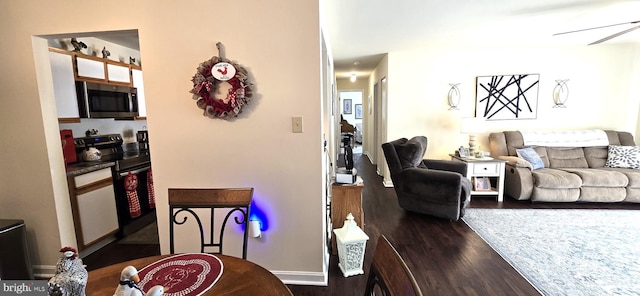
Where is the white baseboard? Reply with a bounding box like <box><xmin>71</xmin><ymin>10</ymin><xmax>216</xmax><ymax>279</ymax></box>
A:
<box><xmin>273</xmin><ymin>270</ymin><xmax>328</xmax><ymax>286</ymax></box>
<box><xmin>271</xmin><ymin>247</ymin><xmax>329</xmax><ymax>286</ymax></box>
<box><xmin>33</xmin><ymin>264</ymin><xmax>56</xmax><ymax>279</ymax></box>
<box><xmin>383</xmin><ymin>179</ymin><xmax>394</xmax><ymax>187</ymax></box>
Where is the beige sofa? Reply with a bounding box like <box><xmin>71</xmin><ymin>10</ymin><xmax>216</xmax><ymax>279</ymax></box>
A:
<box><xmin>489</xmin><ymin>130</ymin><xmax>640</xmax><ymax>203</ymax></box>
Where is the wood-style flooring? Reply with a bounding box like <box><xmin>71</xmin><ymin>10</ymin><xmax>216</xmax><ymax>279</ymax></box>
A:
<box><xmin>84</xmin><ymin>154</ymin><xmax>640</xmax><ymax>295</ymax></box>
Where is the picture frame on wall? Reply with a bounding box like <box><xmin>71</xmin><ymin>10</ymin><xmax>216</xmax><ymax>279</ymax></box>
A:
<box><xmin>355</xmin><ymin>104</ymin><xmax>363</xmax><ymax>119</ymax></box>
<box><xmin>343</xmin><ymin>99</ymin><xmax>352</xmax><ymax>114</ymax></box>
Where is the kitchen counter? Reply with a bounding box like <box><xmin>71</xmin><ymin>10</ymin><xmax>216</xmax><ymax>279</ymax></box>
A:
<box><xmin>66</xmin><ymin>161</ymin><xmax>115</xmax><ymax>177</ymax></box>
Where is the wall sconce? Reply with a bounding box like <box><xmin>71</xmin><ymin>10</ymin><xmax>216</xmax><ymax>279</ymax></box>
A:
<box><xmin>553</xmin><ymin>79</ymin><xmax>569</xmax><ymax>108</ymax></box>
<box><xmin>448</xmin><ymin>83</ymin><xmax>461</xmax><ymax>110</ymax></box>
<box><xmin>350</xmin><ymin>73</ymin><xmax>357</xmax><ymax>82</ymax></box>
<box><xmin>249</xmin><ymin>219</ymin><xmax>262</xmax><ymax>238</ymax></box>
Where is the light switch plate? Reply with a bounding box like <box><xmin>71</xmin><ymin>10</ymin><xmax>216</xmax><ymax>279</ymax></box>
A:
<box><xmin>292</xmin><ymin>116</ymin><xmax>303</xmax><ymax>133</ymax></box>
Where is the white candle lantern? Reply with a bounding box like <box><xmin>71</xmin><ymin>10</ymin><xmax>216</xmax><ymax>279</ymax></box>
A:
<box><xmin>333</xmin><ymin>213</ymin><xmax>369</xmax><ymax>277</ymax></box>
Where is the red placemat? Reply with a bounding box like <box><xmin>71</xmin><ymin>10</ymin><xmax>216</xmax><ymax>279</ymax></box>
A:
<box><xmin>138</xmin><ymin>253</ymin><xmax>223</xmax><ymax>296</ymax></box>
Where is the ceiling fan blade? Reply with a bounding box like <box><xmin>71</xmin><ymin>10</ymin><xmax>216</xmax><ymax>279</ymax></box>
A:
<box><xmin>589</xmin><ymin>24</ymin><xmax>640</xmax><ymax>45</ymax></box>
<box><xmin>554</xmin><ymin>20</ymin><xmax>640</xmax><ymax>36</ymax></box>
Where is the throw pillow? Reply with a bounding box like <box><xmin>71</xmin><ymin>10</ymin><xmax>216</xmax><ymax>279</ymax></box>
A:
<box><xmin>395</xmin><ymin>136</ymin><xmax>427</xmax><ymax>169</ymax></box>
<box><xmin>605</xmin><ymin>145</ymin><xmax>640</xmax><ymax>169</ymax></box>
<box><xmin>516</xmin><ymin>147</ymin><xmax>545</xmax><ymax>170</ymax></box>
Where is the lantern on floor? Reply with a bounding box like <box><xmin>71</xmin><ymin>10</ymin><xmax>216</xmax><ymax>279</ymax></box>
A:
<box><xmin>333</xmin><ymin>213</ymin><xmax>369</xmax><ymax>277</ymax></box>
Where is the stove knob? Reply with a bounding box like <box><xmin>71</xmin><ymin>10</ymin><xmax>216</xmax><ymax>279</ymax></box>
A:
<box><xmin>109</xmin><ymin>136</ymin><xmax>115</xmax><ymax>141</ymax></box>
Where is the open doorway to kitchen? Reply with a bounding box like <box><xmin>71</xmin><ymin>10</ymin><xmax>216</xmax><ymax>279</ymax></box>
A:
<box><xmin>339</xmin><ymin>90</ymin><xmax>364</xmax><ymax>154</ymax></box>
<box><xmin>34</xmin><ymin>29</ymin><xmax>157</xmax><ymax>259</ymax></box>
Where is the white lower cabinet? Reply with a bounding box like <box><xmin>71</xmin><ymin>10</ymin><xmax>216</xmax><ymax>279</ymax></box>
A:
<box><xmin>71</xmin><ymin>168</ymin><xmax>119</xmax><ymax>250</ymax></box>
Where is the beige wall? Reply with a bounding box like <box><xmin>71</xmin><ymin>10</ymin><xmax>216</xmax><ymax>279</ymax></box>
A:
<box><xmin>0</xmin><ymin>0</ymin><xmax>326</xmax><ymax>283</ymax></box>
<box><xmin>379</xmin><ymin>44</ymin><xmax>640</xmax><ymax>184</ymax></box>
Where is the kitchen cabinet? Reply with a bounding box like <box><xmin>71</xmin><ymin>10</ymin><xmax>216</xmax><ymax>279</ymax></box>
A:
<box><xmin>75</xmin><ymin>56</ymin><xmax>106</xmax><ymax>81</ymax></box>
<box><xmin>49</xmin><ymin>49</ymin><xmax>80</xmax><ymax>123</ymax></box>
<box><xmin>132</xmin><ymin>69</ymin><xmax>147</xmax><ymax>118</ymax></box>
<box><xmin>75</xmin><ymin>53</ymin><xmax>133</xmax><ymax>86</ymax></box>
<box><xmin>67</xmin><ymin>167</ymin><xmax>119</xmax><ymax>251</ymax></box>
<box><xmin>107</xmin><ymin>63</ymin><xmax>131</xmax><ymax>84</ymax></box>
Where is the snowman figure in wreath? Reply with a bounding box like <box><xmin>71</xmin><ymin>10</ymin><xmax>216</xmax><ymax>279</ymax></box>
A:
<box><xmin>189</xmin><ymin>42</ymin><xmax>253</xmax><ymax>119</ymax></box>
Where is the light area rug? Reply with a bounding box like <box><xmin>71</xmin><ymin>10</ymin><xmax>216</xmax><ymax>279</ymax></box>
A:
<box><xmin>463</xmin><ymin>209</ymin><xmax>640</xmax><ymax>296</ymax></box>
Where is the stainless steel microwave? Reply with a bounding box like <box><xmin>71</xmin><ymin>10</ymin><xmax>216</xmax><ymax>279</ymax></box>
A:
<box><xmin>76</xmin><ymin>81</ymin><xmax>138</xmax><ymax>119</ymax></box>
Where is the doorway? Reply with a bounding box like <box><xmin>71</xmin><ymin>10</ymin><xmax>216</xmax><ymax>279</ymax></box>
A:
<box><xmin>339</xmin><ymin>90</ymin><xmax>364</xmax><ymax>154</ymax></box>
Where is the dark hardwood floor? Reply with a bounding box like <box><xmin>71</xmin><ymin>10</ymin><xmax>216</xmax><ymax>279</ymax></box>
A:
<box><xmin>84</xmin><ymin>153</ymin><xmax>640</xmax><ymax>295</ymax></box>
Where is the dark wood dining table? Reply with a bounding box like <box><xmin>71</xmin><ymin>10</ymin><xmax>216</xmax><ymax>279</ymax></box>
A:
<box><xmin>85</xmin><ymin>254</ymin><xmax>293</xmax><ymax>295</ymax></box>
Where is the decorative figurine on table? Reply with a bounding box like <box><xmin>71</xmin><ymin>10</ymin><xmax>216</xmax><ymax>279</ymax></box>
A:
<box><xmin>145</xmin><ymin>286</ymin><xmax>165</xmax><ymax>296</ymax></box>
<box><xmin>114</xmin><ymin>266</ymin><xmax>165</xmax><ymax>296</ymax></box>
<box><xmin>115</xmin><ymin>266</ymin><xmax>144</xmax><ymax>296</ymax></box>
<box><xmin>48</xmin><ymin>246</ymin><xmax>88</xmax><ymax>296</ymax></box>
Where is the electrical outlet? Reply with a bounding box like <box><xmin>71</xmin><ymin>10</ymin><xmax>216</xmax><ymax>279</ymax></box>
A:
<box><xmin>292</xmin><ymin>116</ymin><xmax>303</xmax><ymax>133</ymax></box>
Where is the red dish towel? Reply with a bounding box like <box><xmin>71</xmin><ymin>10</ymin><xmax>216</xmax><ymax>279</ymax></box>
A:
<box><xmin>147</xmin><ymin>168</ymin><xmax>155</xmax><ymax>209</ymax></box>
<box><xmin>124</xmin><ymin>172</ymin><xmax>141</xmax><ymax>218</ymax></box>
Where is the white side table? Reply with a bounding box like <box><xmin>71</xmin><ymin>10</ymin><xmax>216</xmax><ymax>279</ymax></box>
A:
<box><xmin>450</xmin><ymin>155</ymin><xmax>506</xmax><ymax>202</ymax></box>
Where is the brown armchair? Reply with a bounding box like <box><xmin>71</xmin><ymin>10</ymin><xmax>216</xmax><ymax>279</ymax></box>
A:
<box><xmin>382</xmin><ymin>136</ymin><xmax>471</xmax><ymax>220</ymax></box>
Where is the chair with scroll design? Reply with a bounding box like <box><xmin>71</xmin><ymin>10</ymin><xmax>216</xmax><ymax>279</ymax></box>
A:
<box><xmin>364</xmin><ymin>235</ymin><xmax>423</xmax><ymax>296</ymax></box>
<box><xmin>168</xmin><ymin>188</ymin><xmax>253</xmax><ymax>259</ymax></box>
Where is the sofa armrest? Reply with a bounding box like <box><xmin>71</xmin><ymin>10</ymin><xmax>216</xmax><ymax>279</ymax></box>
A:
<box><xmin>423</xmin><ymin>159</ymin><xmax>468</xmax><ymax>176</ymax></box>
<box><xmin>498</xmin><ymin>156</ymin><xmax>533</xmax><ymax>170</ymax></box>
<box><xmin>503</xmin><ymin>163</ymin><xmax>534</xmax><ymax>200</ymax></box>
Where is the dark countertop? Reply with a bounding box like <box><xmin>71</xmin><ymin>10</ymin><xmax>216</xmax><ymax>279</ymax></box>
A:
<box><xmin>66</xmin><ymin>161</ymin><xmax>115</xmax><ymax>177</ymax></box>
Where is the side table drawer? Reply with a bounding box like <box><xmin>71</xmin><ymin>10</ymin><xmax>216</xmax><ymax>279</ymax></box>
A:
<box><xmin>473</xmin><ymin>163</ymin><xmax>500</xmax><ymax>175</ymax></box>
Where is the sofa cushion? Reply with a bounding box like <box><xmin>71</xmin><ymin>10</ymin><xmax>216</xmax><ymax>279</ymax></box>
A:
<box><xmin>600</xmin><ymin>167</ymin><xmax>640</xmax><ymax>188</ymax></box>
<box><xmin>394</xmin><ymin>136</ymin><xmax>427</xmax><ymax>169</ymax></box>
<box><xmin>584</xmin><ymin>147</ymin><xmax>608</xmax><ymax>168</ymax></box>
<box><xmin>516</xmin><ymin>147</ymin><xmax>544</xmax><ymax>170</ymax></box>
<box><xmin>561</xmin><ymin>168</ymin><xmax>628</xmax><ymax>187</ymax></box>
<box><xmin>546</xmin><ymin>147</ymin><xmax>588</xmax><ymax>168</ymax></box>
<box><xmin>579</xmin><ymin>187</ymin><xmax>626</xmax><ymax>202</ymax></box>
<box><xmin>532</xmin><ymin>168</ymin><xmax>582</xmax><ymax>189</ymax></box>
<box><xmin>531</xmin><ymin>188</ymin><xmax>580</xmax><ymax>202</ymax></box>
<box><xmin>605</xmin><ymin>145</ymin><xmax>640</xmax><ymax>169</ymax></box>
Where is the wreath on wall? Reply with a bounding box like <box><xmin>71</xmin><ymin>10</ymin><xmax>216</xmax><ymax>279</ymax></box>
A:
<box><xmin>190</xmin><ymin>42</ymin><xmax>254</xmax><ymax>119</ymax></box>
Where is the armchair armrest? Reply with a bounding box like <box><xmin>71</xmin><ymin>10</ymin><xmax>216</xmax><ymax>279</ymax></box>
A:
<box><xmin>396</xmin><ymin>167</ymin><xmax>466</xmax><ymax>203</ymax></box>
<box><xmin>423</xmin><ymin>159</ymin><xmax>467</xmax><ymax>176</ymax></box>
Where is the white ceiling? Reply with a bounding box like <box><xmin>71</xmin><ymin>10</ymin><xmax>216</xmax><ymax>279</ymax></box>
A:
<box><xmin>323</xmin><ymin>0</ymin><xmax>640</xmax><ymax>79</ymax></box>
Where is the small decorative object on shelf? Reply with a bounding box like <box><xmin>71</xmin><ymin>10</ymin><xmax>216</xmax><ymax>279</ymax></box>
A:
<box><xmin>101</xmin><ymin>47</ymin><xmax>110</xmax><ymax>59</ymax></box>
<box><xmin>130</xmin><ymin>57</ymin><xmax>137</xmax><ymax>65</ymax></box>
<box><xmin>448</xmin><ymin>83</ymin><xmax>461</xmax><ymax>110</ymax></box>
<box><xmin>333</xmin><ymin>213</ymin><xmax>369</xmax><ymax>277</ymax></box>
<box><xmin>70</xmin><ymin>38</ymin><xmax>87</xmax><ymax>53</ymax></box>
<box><xmin>553</xmin><ymin>79</ymin><xmax>569</xmax><ymax>108</ymax></box>
<box><xmin>189</xmin><ymin>42</ymin><xmax>254</xmax><ymax>119</ymax></box>
<box><xmin>48</xmin><ymin>246</ymin><xmax>88</xmax><ymax>296</ymax></box>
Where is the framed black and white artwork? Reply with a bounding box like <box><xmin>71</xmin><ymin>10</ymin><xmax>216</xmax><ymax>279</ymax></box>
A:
<box><xmin>475</xmin><ymin>74</ymin><xmax>539</xmax><ymax>120</ymax></box>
